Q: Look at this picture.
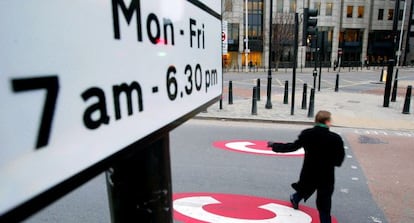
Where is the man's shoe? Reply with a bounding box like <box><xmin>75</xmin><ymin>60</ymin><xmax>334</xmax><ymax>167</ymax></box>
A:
<box><xmin>290</xmin><ymin>194</ymin><xmax>299</xmax><ymax>210</ymax></box>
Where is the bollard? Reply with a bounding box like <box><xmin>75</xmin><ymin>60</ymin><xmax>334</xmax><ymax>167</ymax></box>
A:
<box><xmin>252</xmin><ymin>87</ymin><xmax>258</xmax><ymax>115</ymax></box>
<box><xmin>302</xmin><ymin>83</ymin><xmax>307</xmax><ymax>110</ymax></box>
<box><xmin>219</xmin><ymin>96</ymin><xmax>223</xmax><ymax>110</ymax></box>
<box><xmin>402</xmin><ymin>85</ymin><xmax>412</xmax><ymax>114</ymax></box>
<box><xmin>391</xmin><ymin>79</ymin><xmax>398</xmax><ymax>102</ymax></box>
<box><xmin>335</xmin><ymin>74</ymin><xmax>339</xmax><ymax>92</ymax></box>
<box><xmin>380</xmin><ymin>69</ymin><xmax>384</xmax><ymax>82</ymax></box>
<box><xmin>283</xmin><ymin>80</ymin><xmax>289</xmax><ymax>104</ymax></box>
<box><xmin>391</xmin><ymin>69</ymin><xmax>399</xmax><ymax>102</ymax></box>
<box><xmin>257</xmin><ymin>78</ymin><xmax>261</xmax><ymax>101</ymax></box>
<box><xmin>308</xmin><ymin>88</ymin><xmax>315</xmax><ymax>118</ymax></box>
<box><xmin>228</xmin><ymin>81</ymin><xmax>233</xmax><ymax>105</ymax></box>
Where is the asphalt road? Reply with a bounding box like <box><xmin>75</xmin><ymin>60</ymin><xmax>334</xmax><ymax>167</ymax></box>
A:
<box><xmin>24</xmin><ymin>119</ymin><xmax>388</xmax><ymax>223</ymax></box>
<box><xmin>223</xmin><ymin>68</ymin><xmax>414</xmax><ymax>100</ymax></box>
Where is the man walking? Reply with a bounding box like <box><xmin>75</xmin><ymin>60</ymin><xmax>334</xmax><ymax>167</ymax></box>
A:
<box><xmin>268</xmin><ymin>110</ymin><xmax>345</xmax><ymax>223</ymax></box>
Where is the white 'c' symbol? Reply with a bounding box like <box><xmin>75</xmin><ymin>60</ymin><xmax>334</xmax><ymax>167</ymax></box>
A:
<box><xmin>174</xmin><ymin>196</ymin><xmax>312</xmax><ymax>223</ymax></box>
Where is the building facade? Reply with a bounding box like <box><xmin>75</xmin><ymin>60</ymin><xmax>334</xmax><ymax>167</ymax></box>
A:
<box><xmin>222</xmin><ymin>0</ymin><xmax>413</xmax><ymax>69</ymax></box>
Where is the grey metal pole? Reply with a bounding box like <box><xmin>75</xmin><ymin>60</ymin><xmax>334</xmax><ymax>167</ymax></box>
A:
<box><xmin>265</xmin><ymin>0</ymin><xmax>274</xmax><ymax>109</ymax></box>
<box><xmin>291</xmin><ymin>13</ymin><xmax>298</xmax><ymax>115</ymax></box>
<box><xmin>106</xmin><ymin>134</ymin><xmax>173</xmax><ymax>223</ymax></box>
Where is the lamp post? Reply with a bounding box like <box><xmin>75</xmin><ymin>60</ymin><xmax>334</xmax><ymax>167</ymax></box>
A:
<box><xmin>265</xmin><ymin>0</ymin><xmax>274</xmax><ymax>109</ymax></box>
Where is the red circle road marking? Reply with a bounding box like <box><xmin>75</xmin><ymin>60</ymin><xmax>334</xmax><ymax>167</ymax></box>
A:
<box><xmin>173</xmin><ymin>193</ymin><xmax>338</xmax><ymax>223</ymax></box>
<box><xmin>213</xmin><ymin>140</ymin><xmax>304</xmax><ymax>157</ymax></box>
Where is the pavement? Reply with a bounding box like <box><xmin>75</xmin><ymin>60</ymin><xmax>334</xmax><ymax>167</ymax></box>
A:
<box><xmin>197</xmin><ymin>71</ymin><xmax>414</xmax><ymax>131</ymax></box>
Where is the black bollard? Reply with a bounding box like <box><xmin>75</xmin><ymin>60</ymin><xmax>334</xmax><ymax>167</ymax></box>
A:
<box><xmin>308</xmin><ymin>88</ymin><xmax>315</xmax><ymax>118</ymax></box>
<box><xmin>283</xmin><ymin>80</ymin><xmax>289</xmax><ymax>104</ymax></box>
<box><xmin>335</xmin><ymin>74</ymin><xmax>339</xmax><ymax>92</ymax></box>
<box><xmin>380</xmin><ymin>69</ymin><xmax>384</xmax><ymax>82</ymax></box>
<box><xmin>391</xmin><ymin>79</ymin><xmax>398</xmax><ymax>102</ymax></box>
<box><xmin>383</xmin><ymin>60</ymin><xmax>395</xmax><ymax>107</ymax></box>
<box><xmin>257</xmin><ymin>78</ymin><xmax>261</xmax><ymax>101</ymax></box>
<box><xmin>228</xmin><ymin>81</ymin><xmax>233</xmax><ymax>105</ymax></box>
<box><xmin>402</xmin><ymin>85</ymin><xmax>412</xmax><ymax>114</ymax></box>
<box><xmin>219</xmin><ymin>96</ymin><xmax>223</xmax><ymax>110</ymax></box>
<box><xmin>252</xmin><ymin>87</ymin><xmax>258</xmax><ymax>115</ymax></box>
<box><xmin>391</xmin><ymin>69</ymin><xmax>399</xmax><ymax>102</ymax></box>
<box><xmin>302</xmin><ymin>83</ymin><xmax>308</xmax><ymax>110</ymax></box>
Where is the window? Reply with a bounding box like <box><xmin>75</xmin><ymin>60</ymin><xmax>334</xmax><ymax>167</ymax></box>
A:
<box><xmin>314</xmin><ymin>2</ymin><xmax>321</xmax><ymax>15</ymax></box>
<box><xmin>277</xmin><ymin>0</ymin><xmax>284</xmax><ymax>13</ymax></box>
<box><xmin>326</xmin><ymin>3</ymin><xmax>333</xmax><ymax>16</ymax></box>
<box><xmin>388</xmin><ymin>9</ymin><xmax>394</xmax><ymax>20</ymax></box>
<box><xmin>290</xmin><ymin>0</ymin><xmax>296</xmax><ymax>13</ymax></box>
<box><xmin>347</xmin><ymin>6</ymin><xmax>353</xmax><ymax>18</ymax></box>
<box><xmin>378</xmin><ymin>9</ymin><xmax>384</xmax><ymax>20</ymax></box>
<box><xmin>244</xmin><ymin>0</ymin><xmax>263</xmax><ymax>40</ymax></box>
<box><xmin>224</xmin><ymin>0</ymin><xmax>232</xmax><ymax>12</ymax></box>
<box><xmin>399</xmin><ymin>9</ymin><xmax>404</xmax><ymax>20</ymax></box>
<box><xmin>358</xmin><ymin>6</ymin><xmax>364</xmax><ymax>18</ymax></box>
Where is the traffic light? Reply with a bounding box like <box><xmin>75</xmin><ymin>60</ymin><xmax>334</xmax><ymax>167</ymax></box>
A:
<box><xmin>302</xmin><ymin>8</ymin><xmax>318</xmax><ymax>46</ymax></box>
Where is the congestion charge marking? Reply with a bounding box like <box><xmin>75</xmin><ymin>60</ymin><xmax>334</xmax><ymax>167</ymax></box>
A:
<box><xmin>212</xmin><ymin>140</ymin><xmax>305</xmax><ymax>157</ymax></box>
<box><xmin>173</xmin><ymin>193</ymin><xmax>338</xmax><ymax>223</ymax></box>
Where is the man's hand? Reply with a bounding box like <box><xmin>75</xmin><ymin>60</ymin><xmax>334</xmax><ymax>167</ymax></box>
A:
<box><xmin>267</xmin><ymin>141</ymin><xmax>275</xmax><ymax>147</ymax></box>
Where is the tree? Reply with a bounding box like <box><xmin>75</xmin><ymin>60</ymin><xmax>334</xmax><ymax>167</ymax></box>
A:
<box><xmin>272</xmin><ymin>13</ymin><xmax>295</xmax><ymax>70</ymax></box>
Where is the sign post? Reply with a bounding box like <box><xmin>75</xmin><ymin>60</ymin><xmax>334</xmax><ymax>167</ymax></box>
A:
<box><xmin>0</xmin><ymin>0</ymin><xmax>222</xmax><ymax>221</ymax></box>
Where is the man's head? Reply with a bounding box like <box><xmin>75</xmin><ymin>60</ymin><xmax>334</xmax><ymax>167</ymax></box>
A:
<box><xmin>315</xmin><ymin>110</ymin><xmax>332</xmax><ymax>126</ymax></box>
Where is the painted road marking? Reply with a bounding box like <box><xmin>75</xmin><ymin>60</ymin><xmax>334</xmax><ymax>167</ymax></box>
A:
<box><xmin>173</xmin><ymin>193</ymin><xmax>338</xmax><ymax>223</ymax></box>
<box><xmin>213</xmin><ymin>140</ymin><xmax>304</xmax><ymax>157</ymax></box>
<box><xmin>354</xmin><ymin>129</ymin><xmax>414</xmax><ymax>137</ymax></box>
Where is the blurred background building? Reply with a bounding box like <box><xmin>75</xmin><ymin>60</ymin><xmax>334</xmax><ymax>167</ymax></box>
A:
<box><xmin>222</xmin><ymin>0</ymin><xmax>414</xmax><ymax>70</ymax></box>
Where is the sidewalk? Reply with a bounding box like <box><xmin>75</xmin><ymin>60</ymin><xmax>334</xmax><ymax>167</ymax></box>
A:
<box><xmin>198</xmin><ymin>85</ymin><xmax>414</xmax><ymax>131</ymax></box>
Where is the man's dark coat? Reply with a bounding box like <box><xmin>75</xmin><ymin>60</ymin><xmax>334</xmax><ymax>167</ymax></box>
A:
<box><xmin>270</xmin><ymin>125</ymin><xmax>345</xmax><ymax>201</ymax></box>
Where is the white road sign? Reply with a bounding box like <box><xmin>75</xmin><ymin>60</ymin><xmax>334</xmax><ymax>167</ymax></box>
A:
<box><xmin>0</xmin><ymin>0</ymin><xmax>222</xmax><ymax>216</ymax></box>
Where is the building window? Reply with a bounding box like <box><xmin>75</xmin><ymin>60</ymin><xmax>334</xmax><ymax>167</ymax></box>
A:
<box><xmin>227</xmin><ymin>23</ymin><xmax>239</xmax><ymax>51</ymax></box>
<box><xmin>399</xmin><ymin>9</ymin><xmax>404</xmax><ymax>20</ymax></box>
<box><xmin>388</xmin><ymin>9</ymin><xmax>394</xmax><ymax>20</ymax></box>
<box><xmin>347</xmin><ymin>6</ymin><xmax>353</xmax><ymax>18</ymax></box>
<box><xmin>277</xmin><ymin>0</ymin><xmax>283</xmax><ymax>13</ymax></box>
<box><xmin>314</xmin><ymin>2</ymin><xmax>321</xmax><ymax>15</ymax></box>
<box><xmin>290</xmin><ymin>0</ymin><xmax>296</xmax><ymax>13</ymax></box>
<box><xmin>326</xmin><ymin>3</ymin><xmax>333</xmax><ymax>16</ymax></box>
<box><xmin>224</xmin><ymin>0</ymin><xmax>232</xmax><ymax>12</ymax></box>
<box><xmin>358</xmin><ymin>6</ymin><xmax>364</xmax><ymax>18</ymax></box>
<box><xmin>378</xmin><ymin>9</ymin><xmax>384</xmax><ymax>20</ymax></box>
<box><xmin>244</xmin><ymin>0</ymin><xmax>263</xmax><ymax>40</ymax></box>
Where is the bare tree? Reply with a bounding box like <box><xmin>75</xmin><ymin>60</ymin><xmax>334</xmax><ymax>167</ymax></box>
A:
<box><xmin>272</xmin><ymin>13</ymin><xmax>295</xmax><ymax>70</ymax></box>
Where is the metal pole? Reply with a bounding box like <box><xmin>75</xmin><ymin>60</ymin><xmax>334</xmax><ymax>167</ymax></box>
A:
<box><xmin>291</xmin><ymin>13</ymin><xmax>298</xmax><ymax>115</ymax></box>
<box><xmin>397</xmin><ymin>0</ymin><xmax>406</xmax><ymax>67</ymax></box>
<box><xmin>318</xmin><ymin>32</ymin><xmax>324</xmax><ymax>92</ymax></box>
<box><xmin>228</xmin><ymin>81</ymin><xmax>233</xmax><ymax>105</ymax></box>
<box><xmin>265</xmin><ymin>0</ymin><xmax>274</xmax><ymax>109</ymax></box>
<box><xmin>106</xmin><ymin>134</ymin><xmax>173</xmax><ymax>223</ymax></box>
<box><xmin>245</xmin><ymin>0</ymin><xmax>249</xmax><ymax>72</ymax></box>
